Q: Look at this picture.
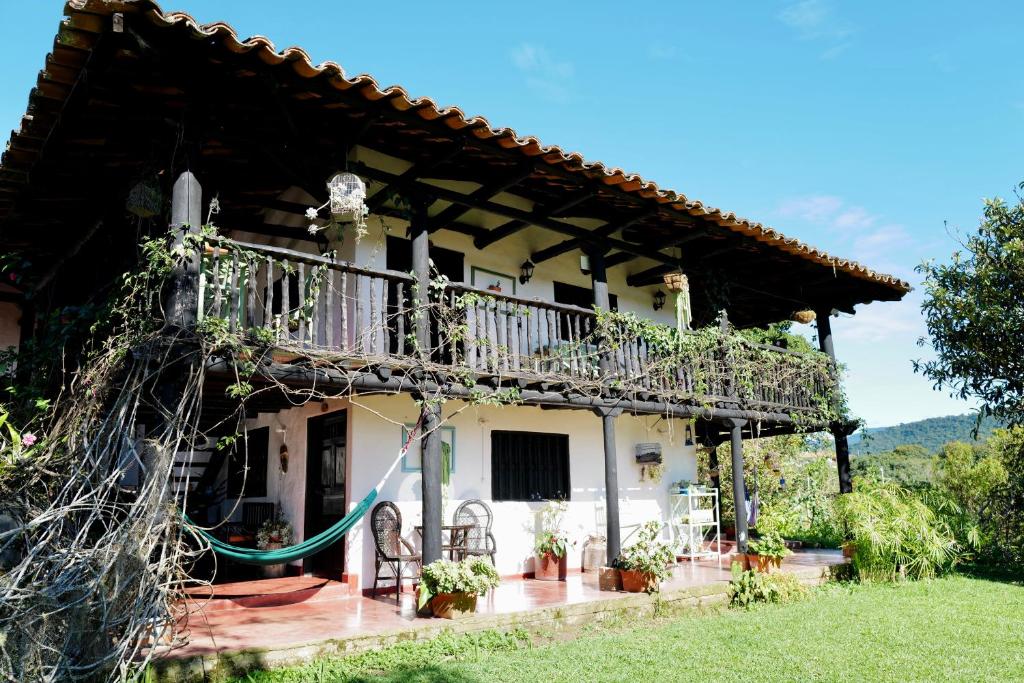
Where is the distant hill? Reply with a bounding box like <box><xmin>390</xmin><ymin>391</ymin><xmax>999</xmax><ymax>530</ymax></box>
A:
<box><xmin>850</xmin><ymin>413</ymin><xmax>1003</xmax><ymax>455</ymax></box>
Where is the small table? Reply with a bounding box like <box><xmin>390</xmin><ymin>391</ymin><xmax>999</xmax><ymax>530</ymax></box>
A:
<box><xmin>414</xmin><ymin>523</ymin><xmax>475</xmax><ymax>561</ymax></box>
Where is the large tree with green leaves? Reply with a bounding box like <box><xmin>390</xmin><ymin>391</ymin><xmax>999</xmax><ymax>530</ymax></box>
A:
<box><xmin>917</xmin><ymin>184</ymin><xmax>1024</xmax><ymax>426</ymax></box>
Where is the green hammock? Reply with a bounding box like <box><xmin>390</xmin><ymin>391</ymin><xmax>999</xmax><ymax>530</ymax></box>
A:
<box><xmin>183</xmin><ymin>417</ymin><xmax>420</xmax><ymax>566</ymax></box>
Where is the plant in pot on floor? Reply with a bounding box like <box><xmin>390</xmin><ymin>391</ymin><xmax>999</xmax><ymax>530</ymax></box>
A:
<box><xmin>617</xmin><ymin>521</ymin><xmax>676</xmax><ymax>594</ymax></box>
<box><xmin>535</xmin><ymin>530</ymin><xmax>574</xmax><ymax>581</ymax></box>
<box><xmin>746</xmin><ymin>533</ymin><xmax>790</xmax><ymax>573</ymax></box>
<box><xmin>256</xmin><ymin>516</ymin><xmax>294</xmax><ymax>579</ymax></box>
<box><xmin>417</xmin><ymin>557</ymin><xmax>500</xmax><ymax>619</ymax></box>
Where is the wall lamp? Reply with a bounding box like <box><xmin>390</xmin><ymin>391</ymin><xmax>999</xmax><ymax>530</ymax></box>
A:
<box><xmin>519</xmin><ymin>260</ymin><xmax>535</xmax><ymax>285</ymax></box>
<box><xmin>653</xmin><ymin>290</ymin><xmax>667</xmax><ymax>311</ymax></box>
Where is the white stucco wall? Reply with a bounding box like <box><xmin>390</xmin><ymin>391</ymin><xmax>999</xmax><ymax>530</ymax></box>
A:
<box><xmin>241</xmin><ymin>394</ymin><xmax>696</xmax><ymax>587</ymax></box>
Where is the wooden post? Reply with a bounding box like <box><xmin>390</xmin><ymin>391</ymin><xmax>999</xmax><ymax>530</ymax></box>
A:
<box><xmin>410</xmin><ymin>196</ymin><xmax>432</xmax><ymax>358</ymax></box>
<box><xmin>706</xmin><ymin>438</ymin><xmax>723</xmax><ymax>526</ymax></box>
<box><xmin>420</xmin><ymin>398</ymin><xmax>443</xmax><ymax>566</ymax></box>
<box><xmin>816</xmin><ymin>309</ymin><xmax>853</xmax><ymax>494</ymax></box>
<box><xmin>167</xmin><ymin>171</ymin><xmax>202</xmax><ymax>330</ymax></box>
<box><xmin>588</xmin><ymin>247</ymin><xmax>612</xmax><ymax>377</ymax></box>
<box><xmin>727</xmin><ymin>418</ymin><xmax>749</xmax><ymax>553</ymax></box>
<box><xmin>596</xmin><ymin>407</ymin><xmax>622</xmax><ymax>565</ymax></box>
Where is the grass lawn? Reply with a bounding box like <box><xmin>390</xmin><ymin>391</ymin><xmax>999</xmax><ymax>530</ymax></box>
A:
<box><xmin>232</xmin><ymin>575</ymin><xmax>1024</xmax><ymax>682</ymax></box>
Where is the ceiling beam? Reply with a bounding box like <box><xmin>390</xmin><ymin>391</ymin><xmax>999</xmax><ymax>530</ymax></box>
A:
<box><xmin>474</xmin><ymin>187</ymin><xmax>595</xmax><ymax>249</ymax></box>
<box><xmin>351</xmin><ymin>161</ymin><xmax>680</xmax><ymax>267</ymax></box>
<box><xmin>608</xmin><ymin>227</ymin><xmax>714</xmax><ymax>270</ymax></box>
<box><xmin>531</xmin><ymin>207</ymin><xmax>658</xmax><ymax>264</ymax></box>
<box><xmin>365</xmin><ymin>141</ymin><xmax>464</xmax><ymax>212</ymax></box>
<box><xmin>425</xmin><ymin>163</ymin><xmax>535</xmax><ymax>233</ymax></box>
<box><xmin>626</xmin><ymin>263</ymin><xmax>679</xmax><ymax>287</ymax></box>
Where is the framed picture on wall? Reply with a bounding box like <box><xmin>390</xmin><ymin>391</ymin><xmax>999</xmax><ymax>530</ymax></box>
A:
<box><xmin>470</xmin><ymin>266</ymin><xmax>516</xmax><ymax>296</ymax></box>
<box><xmin>401</xmin><ymin>424</ymin><xmax>456</xmax><ymax>473</ymax></box>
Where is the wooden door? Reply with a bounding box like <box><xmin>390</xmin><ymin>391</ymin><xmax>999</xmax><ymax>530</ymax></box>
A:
<box><xmin>304</xmin><ymin>411</ymin><xmax>347</xmax><ymax>576</ymax></box>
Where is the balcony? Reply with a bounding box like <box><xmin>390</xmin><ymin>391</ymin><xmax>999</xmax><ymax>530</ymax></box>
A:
<box><xmin>197</xmin><ymin>238</ymin><xmax>839</xmax><ymax>424</ymax></box>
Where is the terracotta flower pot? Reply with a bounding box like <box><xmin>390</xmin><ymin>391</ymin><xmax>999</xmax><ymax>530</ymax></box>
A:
<box><xmin>430</xmin><ymin>592</ymin><xmax>478</xmax><ymax>620</ymax></box>
<box><xmin>620</xmin><ymin>569</ymin><xmax>659</xmax><ymax>593</ymax></box>
<box><xmin>751</xmin><ymin>554</ymin><xmax>775</xmax><ymax>574</ymax></box>
<box><xmin>260</xmin><ymin>542</ymin><xmax>286</xmax><ymax>579</ymax></box>
<box><xmin>842</xmin><ymin>543</ymin><xmax>855</xmax><ymax>559</ymax></box>
<box><xmin>535</xmin><ymin>552</ymin><xmax>567</xmax><ymax>581</ymax></box>
<box><xmin>598</xmin><ymin>566</ymin><xmax>622</xmax><ymax>591</ymax></box>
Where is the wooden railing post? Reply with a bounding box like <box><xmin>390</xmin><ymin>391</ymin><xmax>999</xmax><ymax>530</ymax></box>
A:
<box><xmin>410</xmin><ymin>196</ymin><xmax>432</xmax><ymax>359</ymax></box>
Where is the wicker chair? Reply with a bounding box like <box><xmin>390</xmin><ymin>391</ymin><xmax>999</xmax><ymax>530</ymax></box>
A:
<box><xmin>452</xmin><ymin>499</ymin><xmax>496</xmax><ymax>564</ymax></box>
<box><xmin>370</xmin><ymin>501</ymin><xmax>421</xmax><ymax>604</ymax></box>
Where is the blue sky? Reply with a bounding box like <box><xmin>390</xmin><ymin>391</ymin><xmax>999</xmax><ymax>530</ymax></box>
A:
<box><xmin>2</xmin><ymin>2</ymin><xmax>1021</xmax><ymax>427</ymax></box>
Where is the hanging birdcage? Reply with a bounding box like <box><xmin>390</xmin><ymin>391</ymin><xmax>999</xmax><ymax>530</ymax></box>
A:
<box><xmin>327</xmin><ymin>172</ymin><xmax>367</xmax><ymax>218</ymax></box>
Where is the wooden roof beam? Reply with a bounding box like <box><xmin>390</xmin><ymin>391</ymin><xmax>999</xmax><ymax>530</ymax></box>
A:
<box><xmin>530</xmin><ymin>207</ymin><xmax>659</xmax><ymax>264</ymax></box>
<box><xmin>474</xmin><ymin>186</ymin><xmax>595</xmax><ymax>249</ymax></box>
<box><xmin>608</xmin><ymin>226</ymin><xmax>714</xmax><ymax>270</ymax></box>
<box><xmin>425</xmin><ymin>163</ymin><xmax>534</xmax><ymax>233</ymax></box>
<box><xmin>351</xmin><ymin>161</ymin><xmax>679</xmax><ymax>267</ymax></box>
<box><xmin>365</xmin><ymin>141</ymin><xmax>464</xmax><ymax>212</ymax></box>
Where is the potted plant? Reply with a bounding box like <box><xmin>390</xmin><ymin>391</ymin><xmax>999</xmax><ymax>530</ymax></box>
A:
<box><xmin>417</xmin><ymin>557</ymin><xmax>500</xmax><ymax>619</ymax></box>
<box><xmin>746</xmin><ymin>533</ymin><xmax>790</xmax><ymax>573</ymax></box>
<box><xmin>256</xmin><ymin>515</ymin><xmax>293</xmax><ymax>579</ymax></box>
<box><xmin>617</xmin><ymin>521</ymin><xmax>676</xmax><ymax>593</ymax></box>
<box><xmin>534</xmin><ymin>530</ymin><xmax>573</xmax><ymax>581</ymax></box>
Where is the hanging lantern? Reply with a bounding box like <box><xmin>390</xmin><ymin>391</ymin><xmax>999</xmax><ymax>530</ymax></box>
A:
<box><xmin>791</xmin><ymin>309</ymin><xmax>816</xmax><ymax>324</ymax></box>
<box><xmin>125</xmin><ymin>175</ymin><xmax>162</xmax><ymax>218</ymax></box>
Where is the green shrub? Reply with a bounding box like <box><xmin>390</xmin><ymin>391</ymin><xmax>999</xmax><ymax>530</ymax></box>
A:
<box><xmin>836</xmin><ymin>481</ymin><xmax>962</xmax><ymax>581</ymax></box>
<box><xmin>727</xmin><ymin>563</ymin><xmax>808</xmax><ymax>609</ymax></box>
<box><xmin>747</xmin><ymin>533</ymin><xmax>791</xmax><ymax>559</ymax></box>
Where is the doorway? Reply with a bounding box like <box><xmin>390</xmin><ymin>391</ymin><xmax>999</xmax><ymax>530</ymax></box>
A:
<box><xmin>304</xmin><ymin>410</ymin><xmax>347</xmax><ymax>577</ymax></box>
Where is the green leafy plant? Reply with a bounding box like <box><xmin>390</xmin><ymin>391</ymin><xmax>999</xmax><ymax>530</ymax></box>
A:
<box><xmin>535</xmin><ymin>531</ymin><xmax>572</xmax><ymax>559</ymax></box>
<box><xmin>418</xmin><ymin>558</ymin><xmax>500</xmax><ymax>610</ymax></box>
<box><xmin>617</xmin><ymin>521</ymin><xmax>676</xmax><ymax>587</ymax></box>
<box><xmin>836</xmin><ymin>481</ymin><xmax>962</xmax><ymax>581</ymax></box>
<box><xmin>256</xmin><ymin>516</ymin><xmax>293</xmax><ymax>549</ymax></box>
<box><xmin>727</xmin><ymin>563</ymin><xmax>808</xmax><ymax>609</ymax></box>
<box><xmin>747</xmin><ymin>533</ymin><xmax>790</xmax><ymax>560</ymax></box>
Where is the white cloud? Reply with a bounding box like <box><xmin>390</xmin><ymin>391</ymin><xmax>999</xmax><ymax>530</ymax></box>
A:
<box><xmin>834</xmin><ymin>206</ymin><xmax>876</xmax><ymax>230</ymax></box>
<box><xmin>778</xmin><ymin>0</ymin><xmax>854</xmax><ymax>60</ymax></box>
<box><xmin>510</xmin><ymin>44</ymin><xmax>574</xmax><ymax>103</ymax></box>
<box><xmin>777</xmin><ymin>194</ymin><xmax>843</xmax><ymax>222</ymax></box>
<box><xmin>838</xmin><ymin>299</ymin><xmax>920</xmax><ymax>344</ymax></box>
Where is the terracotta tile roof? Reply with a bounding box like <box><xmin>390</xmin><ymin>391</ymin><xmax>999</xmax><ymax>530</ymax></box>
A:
<box><xmin>1</xmin><ymin>0</ymin><xmax>910</xmax><ymax>296</ymax></box>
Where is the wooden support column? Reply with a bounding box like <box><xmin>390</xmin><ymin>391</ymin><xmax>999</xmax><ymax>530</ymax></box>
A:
<box><xmin>596</xmin><ymin>407</ymin><xmax>622</xmax><ymax>564</ymax></box>
<box><xmin>167</xmin><ymin>171</ymin><xmax>202</xmax><ymax>330</ymax></box>
<box><xmin>727</xmin><ymin>418</ymin><xmax>749</xmax><ymax>553</ymax></box>
<box><xmin>410</xmin><ymin>196</ymin><xmax>432</xmax><ymax>357</ymax></box>
<box><xmin>589</xmin><ymin>248</ymin><xmax>612</xmax><ymax>376</ymax></box>
<box><xmin>705</xmin><ymin>437</ymin><xmax>724</xmax><ymax>526</ymax></box>
<box><xmin>420</xmin><ymin>398</ymin><xmax>443</xmax><ymax>566</ymax></box>
<box><xmin>816</xmin><ymin>309</ymin><xmax>853</xmax><ymax>494</ymax></box>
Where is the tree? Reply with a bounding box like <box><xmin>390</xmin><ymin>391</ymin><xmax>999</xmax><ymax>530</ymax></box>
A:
<box><xmin>916</xmin><ymin>184</ymin><xmax>1024</xmax><ymax>426</ymax></box>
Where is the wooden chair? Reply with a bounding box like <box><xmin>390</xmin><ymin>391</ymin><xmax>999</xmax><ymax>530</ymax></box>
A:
<box><xmin>371</xmin><ymin>501</ymin><xmax>421</xmax><ymax>604</ymax></box>
<box><xmin>223</xmin><ymin>502</ymin><xmax>275</xmax><ymax>545</ymax></box>
<box><xmin>452</xmin><ymin>499</ymin><xmax>496</xmax><ymax>565</ymax></box>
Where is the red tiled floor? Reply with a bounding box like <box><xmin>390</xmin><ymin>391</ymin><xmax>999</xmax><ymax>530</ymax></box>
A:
<box><xmin>169</xmin><ymin>550</ymin><xmax>843</xmax><ymax>660</ymax></box>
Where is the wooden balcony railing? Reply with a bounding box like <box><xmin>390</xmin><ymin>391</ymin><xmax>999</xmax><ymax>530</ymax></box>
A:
<box><xmin>197</xmin><ymin>238</ymin><xmax>836</xmax><ymax>417</ymax></box>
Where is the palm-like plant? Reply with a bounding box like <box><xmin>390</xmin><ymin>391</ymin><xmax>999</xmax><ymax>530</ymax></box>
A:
<box><xmin>836</xmin><ymin>482</ymin><xmax>962</xmax><ymax>581</ymax></box>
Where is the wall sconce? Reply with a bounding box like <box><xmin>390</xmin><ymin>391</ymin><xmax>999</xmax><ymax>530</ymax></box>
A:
<box><xmin>653</xmin><ymin>290</ymin><xmax>666</xmax><ymax>311</ymax></box>
<box><xmin>519</xmin><ymin>260</ymin><xmax>535</xmax><ymax>285</ymax></box>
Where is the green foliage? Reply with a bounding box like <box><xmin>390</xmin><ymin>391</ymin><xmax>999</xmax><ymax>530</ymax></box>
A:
<box><xmin>748</xmin><ymin>533</ymin><xmax>790</xmax><ymax>559</ymax></box>
<box><xmin>727</xmin><ymin>563</ymin><xmax>808</xmax><ymax>609</ymax></box>
<box><xmin>417</xmin><ymin>558</ymin><xmax>500</xmax><ymax>610</ymax></box>
<box><xmin>535</xmin><ymin>531</ymin><xmax>572</xmax><ymax>559</ymax></box>
<box><xmin>976</xmin><ymin>426</ymin><xmax>1024</xmax><ymax>565</ymax></box>
<box><xmin>234</xmin><ymin>627</ymin><xmax>531</xmax><ymax>682</ymax></box>
<box><xmin>934</xmin><ymin>441</ymin><xmax>1007</xmax><ymax>515</ymax></box>
<box><xmin>916</xmin><ymin>185</ymin><xmax>1024</xmax><ymax>426</ymax></box>
<box><xmin>616</xmin><ymin>521</ymin><xmax>676</xmax><ymax>587</ymax></box>
<box><xmin>850</xmin><ymin>413</ymin><xmax>1004</xmax><ymax>455</ymax></box>
<box><xmin>835</xmin><ymin>481</ymin><xmax>962</xmax><ymax>581</ymax></box>
<box><xmin>851</xmin><ymin>444</ymin><xmax>934</xmax><ymax>487</ymax></box>
<box><xmin>256</xmin><ymin>517</ymin><xmax>293</xmax><ymax>549</ymax></box>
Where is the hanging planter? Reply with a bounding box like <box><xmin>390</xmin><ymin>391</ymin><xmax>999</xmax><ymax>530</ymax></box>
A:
<box><xmin>791</xmin><ymin>309</ymin><xmax>816</xmax><ymax>324</ymax></box>
<box><xmin>663</xmin><ymin>272</ymin><xmax>688</xmax><ymax>293</ymax></box>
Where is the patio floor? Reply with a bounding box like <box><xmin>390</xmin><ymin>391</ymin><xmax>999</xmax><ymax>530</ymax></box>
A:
<box><xmin>163</xmin><ymin>549</ymin><xmax>844</xmax><ymax>675</ymax></box>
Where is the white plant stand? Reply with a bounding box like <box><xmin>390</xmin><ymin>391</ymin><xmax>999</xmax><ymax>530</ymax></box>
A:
<box><xmin>669</xmin><ymin>488</ymin><xmax>721</xmax><ymax>565</ymax></box>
